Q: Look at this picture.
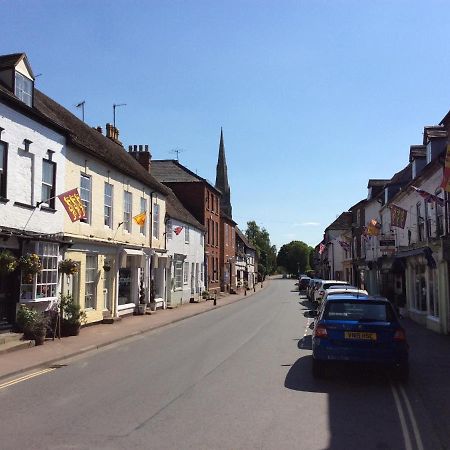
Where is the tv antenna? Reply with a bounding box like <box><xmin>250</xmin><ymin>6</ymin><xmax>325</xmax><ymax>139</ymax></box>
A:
<box><xmin>170</xmin><ymin>147</ymin><xmax>186</xmax><ymax>161</ymax></box>
<box><xmin>113</xmin><ymin>103</ymin><xmax>127</xmax><ymax>128</ymax></box>
<box><xmin>76</xmin><ymin>100</ymin><xmax>85</xmax><ymax>122</ymax></box>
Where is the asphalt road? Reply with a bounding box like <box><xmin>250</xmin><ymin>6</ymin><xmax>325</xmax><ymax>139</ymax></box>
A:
<box><xmin>0</xmin><ymin>278</ymin><xmax>444</xmax><ymax>450</ymax></box>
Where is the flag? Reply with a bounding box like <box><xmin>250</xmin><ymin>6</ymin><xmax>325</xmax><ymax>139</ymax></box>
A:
<box><xmin>133</xmin><ymin>211</ymin><xmax>146</xmax><ymax>226</ymax></box>
<box><xmin>411</xmin><ymin>186</ymin><xmax>444</xmax><ymax>206</ymax></box>
<box><xmin>390</xmin><ymin>205</ymin><xmax>407</xmax><ymax>229</ymax></box>
<box><xmin>174</xmin><ymin>226</ymin><xmax>184</xmax><ymax>235</ymax></box>
<box><xmin>338</xmin><ymin>240</ymin><xmax>350</xmax><ymax>251</ymax></box>
<box><xmin>58</xmin><ymin>188</ymin><xmax>86</xmax><ymax>222</ymax></box>
<box><xmin>441</xmin><ymin>144</ymin><xmax>450</xmax><ymax>192</ymax></box>
<box><xmin>318</xmin><ymin>242</ymin><xmax>325</xmax><ymax>254</ymax></box>
<box><xmin>367</xmin><ymin>219</ymin><xmax>381</xmax><ymax>236</ymax></box>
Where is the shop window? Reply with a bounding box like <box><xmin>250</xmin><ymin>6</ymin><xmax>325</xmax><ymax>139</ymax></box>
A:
<box><xmin>413</xmin><ymin>265</ymin><xmax>427</xmax><ymax>311</ymax></box>
<box><xmin>429</xmin><ymin>269</ymin><xmax>439</xmax><ymax>317</ymax></box>
<box><xmin>84</xmin><ymin>255</ymin><xmax>97</xmax><ymax>309</ymax></box>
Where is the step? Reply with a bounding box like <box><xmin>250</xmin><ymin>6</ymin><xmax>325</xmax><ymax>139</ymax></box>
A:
<box><xmin>0</xmin><ymin>332</ymin><xmax>23</xmax><ymax>345</ymax></box>
<box><xmin>0</xmin><ymin>339</ymin><xmax>34</xmax><ymax>355</ymax></box>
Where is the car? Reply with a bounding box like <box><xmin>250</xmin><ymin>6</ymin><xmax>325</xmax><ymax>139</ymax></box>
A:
<box><xmin>322</xmin><ymin>287</ymin><xmax>368</xmax><ymax>302</ymax></box>
<box><xmin>307</xmin><ymin>279</ymin><xmax>322</xmax><ymax>301</ymax></box>
<box><xmin>299</xmin><ymin>276</ymin><xmax>311</xmax><ymax>291</ymax></box>
<box><xmin>313</xmin><ymin>280</ymin><xmax>351</xmax><ymax>304</ymax></box>
<box><xmin>311</xmin><ymin>295</ymin><xmax>409</xmax><ymax>381</ymax></box>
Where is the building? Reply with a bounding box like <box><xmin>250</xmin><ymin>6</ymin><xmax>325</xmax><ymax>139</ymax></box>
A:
<box><xmin>235</xmin><ymin>227</ymin><xmax>257</xmax><ymax>290</ymax></box>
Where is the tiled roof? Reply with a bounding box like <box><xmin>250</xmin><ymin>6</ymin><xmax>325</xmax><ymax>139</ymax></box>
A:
<box><xmin>409</xmin><ymin>145</ymin><xmax>427</xmax><ymax>162</ymax></box>
<box><xmin>387</xmin><ymin>164</ymin><xmax>412</xmax><ymax>186</ymax></box>
<box><xmin>325</xmin><ymin>211</ymin><xmax>352</xmax><ymax>231</ymax></box>
<box><xmin>152</xmin><ymin>160</ymin><xmax>221</xmax><ymax>194</ymax></box>
<box><xmin>0</xmin><ymin>53</ymin><xmax>25</xmax><ymax>71</ymax></box>
<box><xmin>367</xmin><ymin>179</ymin><xmax>390</xmax><ymax>188</ymax></box>
<box><xmin>423</xmin><ymin>125</ymin><xmax>447</xmax><ymax>144</ymax></box>
<box><xmin>33</xmin><ymin>90</ymin><xmax>170</xmax><ymax>195</ymax></box>
<box><xmin>166</xmin><ymin>191</ymin><xmax>205</xmax><ymax>231</ymax></box>
<box><xmin>235</xmin><ymin>226</ymin><xmax>256</xmax><ymax>250</ymax></box>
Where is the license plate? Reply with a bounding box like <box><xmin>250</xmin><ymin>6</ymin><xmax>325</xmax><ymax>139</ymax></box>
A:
<box><xmin>344</xmin><ymin>331</ymin><xmax>377</xmax><ymax>341</ymax></box>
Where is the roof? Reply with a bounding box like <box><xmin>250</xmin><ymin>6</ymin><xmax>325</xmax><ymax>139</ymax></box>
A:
<box><xmin>235</xmin><ymin>226</ymin><xmax>256</xmax><ymax>250</ymax></box>
<box><xmin>165</xmin><ymin>191</ymin><xmax>205</xmax><ymax>232</ymax></box>
<box><xmin>325</xmin><ymin>212</ymin><xmax>352</xmax><ymax>231</ymax></box>
<box><xmin>33</xmin><ymin>90</ymin><xmax>170</xmax><ymax>195</ymax></box>
<box><xmin>409</xmin><ymin>145</ymin><xmax>427</xmax><ymax>162</ymax></box>
<box><xmin>349</xmin><ymin>199</ymin><xmax>367</xmax><ymax>210</ymax></box>
<box><xmin>423</xmin><ymin>125</ymin><xmax>447</xmax><ymax>144</ymax></box>
<box><xmin>0</xmin><ymin>53</ymin><xmax>33</xmax><ymax>76</ymax></box>
<box><xmin>367</xmin><ymin>179</ymin><xmax>390</xmax><ymax>188</ymax></box>
<box><xmin>151</xmin><ymin>160</ymin><xmax>221</xmax><ymax>195</ymax></box>
<box><xmin>387</xmin><ymin>163</ymin><xmax>412</xmax><ymax>187</ymax></box>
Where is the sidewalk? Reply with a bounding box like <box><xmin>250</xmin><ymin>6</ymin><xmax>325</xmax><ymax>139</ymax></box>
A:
<box><xmin>0</xmin><ymin>283</ymin><xmax>267</xmax><ymax>381</ymax></box>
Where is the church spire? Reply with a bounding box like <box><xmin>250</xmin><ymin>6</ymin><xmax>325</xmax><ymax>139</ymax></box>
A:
<box><xmin>215</xmin><ymin>127</ymin><xmax>232</xmax><ymax>217</ymax></box>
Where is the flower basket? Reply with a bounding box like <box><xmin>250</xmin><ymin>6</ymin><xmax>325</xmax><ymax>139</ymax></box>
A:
<box><xmin>19</xmin><ymin>253</ymin><xmax>42</xmax><ymax>275</ymax></box>
<box><xmin>103</xmin><ymin>261</ymin><xmax>112</xmax><ymax>272</ymax></box>
<box><xmin>58</xmin><ymin>259</ymin><xmax>79</xmax><ymax>275</ymax></box>
<box><xmin>0</xmin><ymin>250</ymin><xmax>18</xmax><ymax>275</ymax></box>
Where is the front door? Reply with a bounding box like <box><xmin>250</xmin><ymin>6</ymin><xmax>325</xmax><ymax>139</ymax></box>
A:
<box><xmin>0</xmin><ymin>250</ymin><xmax>20</xmax><ymax>329</ymax></box>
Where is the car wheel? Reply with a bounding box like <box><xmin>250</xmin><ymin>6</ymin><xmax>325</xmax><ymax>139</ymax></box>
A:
<box><xmin>393</xmin><ymin>363</ymin><xmax>409</xmax><ymax>383</ymax></box>
<box><xmin>312</xmin><ymin>359</ymin><xmax>326</xmax><ymax>379</ymax></box>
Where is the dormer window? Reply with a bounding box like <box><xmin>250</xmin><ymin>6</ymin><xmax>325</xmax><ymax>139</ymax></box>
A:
<box><xmin>15</xmin><ymin>71</ymin><xmax>33</xmax><ymax>106</ymax></box>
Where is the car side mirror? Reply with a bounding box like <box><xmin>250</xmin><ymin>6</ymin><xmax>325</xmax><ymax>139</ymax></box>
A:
<box><xmin>304</xmin><ymin>310</ymin><xmax>318</xmax><ymax>318</ymax></box>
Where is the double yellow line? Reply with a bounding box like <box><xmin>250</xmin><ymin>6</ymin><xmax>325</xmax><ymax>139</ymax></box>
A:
<box><xmin>0</xmin><ymin>368</ymin><xmax>55</xmax><ymax>391</ymax></box>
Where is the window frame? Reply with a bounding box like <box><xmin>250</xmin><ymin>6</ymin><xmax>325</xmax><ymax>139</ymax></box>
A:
<box><xmin>0</xmin><ymin>140</ymin><xmax>8</xmax><ymax>199</ymax></box>
<box><xmin>80</xmin><ymin>173</ymin><xmax>92</xmax><ymax>224</ymax></box>
<box><xmin>183</xmin><ymin>261</ymin><xmax>189</xmax><ymax>284</ymax></box>
<box><xmin>41</xmin><ymin>158</ymin><xmax>56</xmax><ymax>208</ymax></box>
<box><xmin>123</xmin><ymin>190</ymin><xmax>132</xmax><ymax>233</ymax></box>
<box><xmin>185</xmin><ymin>226</ymin><xmax>190</xmax><ymax>244</ymax></box>
<box><xmin>104</xmin><ymin>182</ymin><xmax>113</xmax><ymax>228</ymax></box>
<box><xmin>14</xmin><ymin>71</ymin><xmax>33</xmax><ymax>107</ymax></box>
<box><xmin>85</xmin><ymin>254</ymin><xmax>97</xmax><ymax>309</ymax></box>
<box><xmin>153</xmin><ymin>202</ymin><xmax>160</xmax><ymax>239</ymax></box>
<box><xmin>140</xmin><ymin>197</ymin><xmax>147</xmax><ymax>235</ymax></box>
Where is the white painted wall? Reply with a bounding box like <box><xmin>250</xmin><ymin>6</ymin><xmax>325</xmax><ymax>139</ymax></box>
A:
<box><xmin>0</xmin><ymin>102</ymin><xmax>66</xmax><ymax>234</ymax></box>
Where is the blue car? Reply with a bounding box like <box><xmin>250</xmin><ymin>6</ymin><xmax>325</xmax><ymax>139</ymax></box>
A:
<box><xmin>311</xmin><ymin>295</ymin><xmax>409</xmax><ymax>381</ymax></box>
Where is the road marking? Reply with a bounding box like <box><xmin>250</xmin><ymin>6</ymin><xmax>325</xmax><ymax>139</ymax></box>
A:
<box><xmin>390</xmin><ymin>383</ymin><xmax>413</xmax><ymax>450</ymax></box>
<box><xmin>0</xmin><ymin>368</ymin><xmax>55</xmax><ymax>391</ymax></box>
<box><xmin>399</xmin><ymin>384</ymin><xmax>425</xmax><ymax>450</ymax></box>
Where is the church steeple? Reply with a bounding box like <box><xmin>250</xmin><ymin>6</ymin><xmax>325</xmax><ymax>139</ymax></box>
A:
<box><xmin>215</xmin><ymin>128</ymin><xmax>232</xmax><ymax>217</ymax></box>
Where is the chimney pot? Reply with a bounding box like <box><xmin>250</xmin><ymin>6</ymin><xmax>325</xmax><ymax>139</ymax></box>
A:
<box><xmin>134</xmin><ymin>145</ymin><xmax>138</xmax><ymax>152</ymax></box>
<box><xmin>145</xmin><ymin>145</ymin><xmax>149</xmax><ymax>152</ymax></box>
<box><xmin>139</xmin><ymin>145</ymin><xmax>143</xmax><ymax>152</ymax></box>
<box><xmin>128</xmin><ymin>145</ymin><xmax>133</xmax><ymax>152</ymax></box>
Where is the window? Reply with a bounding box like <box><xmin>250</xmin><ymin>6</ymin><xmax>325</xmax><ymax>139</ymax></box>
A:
<box><xmin>20</xmin><ymin>242</ymin><xmax>58</xmax><ymax>301</ymax></box>
<box><xmin>185</xmin><ymin>226</ymin><xmax>190</xmax><ymax>244</ymax></box>
<box><xmin>225</xmin><ymin>223</ymin><xmax>228</xmax><ymax>246</ymax></box>
<box><xmin>153</xmin><ymin>202</ymin><xmax>160</xmax><ymax>239</ymax></box>
<box><xmin>174</xmin><ymin>257</ymin><xmax>183</xmax><ymax>290</ymax></box>
<box><xmin>425</xmin><ymin>202</ymin><xmax>432</xmax><ymax>239</ymax></box>
<box><xmin>85</xmin><ymin>255</ymin><xmax>97</xmax><ymax>309</ymax></box>
<box><xmin>417</xmin><ymin>203</ymin><xmax>424</xmax><ymax>242</ymax></box>
<box><xmin>140</xmin><ymin>197</ymin><xmax>147</xmax><ymax>235</ymax></box>
<box><xmin>429</xmin><ymin>269</ymin><xmax>439</xmax><ymax>317</ymax></box>
<box><xmin>413</xmin><ymin>265</ymin><xmax>427</xmax><ymax>311</ymax></box>
<box><xmin>436</xmin><ymin>190</ymin><xmax>444</xmax><ymax>236</ymax></box>
<box><xmin>166</xmin><ymin>220</ymin><xmax>173</xmax><ymax>240</ymax></box>
<box><xmin>200</xmin><ymin>234</ymin><xmax>204</xmax><ymax>247</ymax></box>
<box><xmin>104</xmin><ymin>183</ymin><xmax>113</xmax><ymax>228</ymax></box>
<box><xmin>15</xmin><ymin>71</ymin><xmax>33</xmax><ymax>106</ymax></box>
<box><xmin>183</xmin><ymin>261</ymin><xmax>189</xmax><ymax>284</ymax></box>
<box><xmin>123</xmin><ymin>191</ymin><xmax>132</xmax><ymax>232</ymax></box>
<box><xmin>0</xmin><ymin>141</ymin><xmax>8</xmax><ymax>198</ymax></box>
<box><xmin>215</xmin><ymin>222</ymin><xmax>219</xmax><ymax>246</ymax></box>
<box><xmin>356</xmin><ymin>209</ymin><xmax>361</xmax><ymax>226</ymax></box>
<box><xmin>200</xmin><ymin>263</ymin><xmax>204</xmax><ymax>282</ymax></box>
<box><xmin>80</xmin><ymin>174</ymin><xmax>91</xmax><ymax>223</ymax></box>
<box><xmin>41</xmin><ymin>159</ymin><xmax>56</xmax><ymax>208</ymax></box>
<box><xmin>206</xmin><ymin>191</ymin><xmax>210</xmax><ymax>210</ymax></box>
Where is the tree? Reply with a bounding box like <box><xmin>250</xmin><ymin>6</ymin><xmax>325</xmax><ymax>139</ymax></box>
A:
<box><xmin>245</xmin><ymin>221</ymin><xmax>277</xmax><ymax>280</ymax></box>
<box><xmin>277</xmin><ymin>241</ymin><xmax>313</xmax><ymax>276</ymax></box>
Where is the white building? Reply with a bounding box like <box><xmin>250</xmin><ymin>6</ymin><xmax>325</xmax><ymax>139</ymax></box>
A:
<box><xmin>165</xmin><ymin>192</ymin><xmax>205</xmax><ymax>306</ymax></box>
<box><xmin>0</xmin><ymin>53</ymin><xmax>68</xmax><ymax>328</ymax></box>
<box><xmin>235</xmin><ymin>227</ymin><xmax>257</xmax><ymax>290</ymax></box>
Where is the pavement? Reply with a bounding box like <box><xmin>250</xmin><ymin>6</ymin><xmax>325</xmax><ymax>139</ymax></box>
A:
<box><xmin>0</xmin><ymin>282</ymin><xmax>268</xmax><ymax>381</ymax></box>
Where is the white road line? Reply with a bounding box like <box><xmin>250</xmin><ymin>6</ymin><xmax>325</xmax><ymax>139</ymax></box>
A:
<box><xmin>399</xmin><ymin>385</ymin><xmax>424</xmax><ymax>450</ymax></box>
<box><xmin>390</xmin><ymin>383</ymin><xmax>413</xmax><ymax>450</ymax></box>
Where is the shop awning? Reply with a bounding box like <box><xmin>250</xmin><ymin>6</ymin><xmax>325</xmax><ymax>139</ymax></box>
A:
<box><xmin>395</xmin><ymin>246</ymin><xmax>436</xmax><ymax>269</ymax></box>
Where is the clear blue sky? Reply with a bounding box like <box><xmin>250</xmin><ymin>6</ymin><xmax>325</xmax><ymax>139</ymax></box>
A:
<box><xmin>3</xmin><ymin>0</ymin><xmax>450</xmax><ymax>251</ymax></box>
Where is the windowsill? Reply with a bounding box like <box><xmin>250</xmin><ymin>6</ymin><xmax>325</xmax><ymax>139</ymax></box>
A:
<box><xmin>0</xmin><ymin>197</ymin><xmax>9</xmax><ymax>204</ymax></box>
<box><xmin>409</xmin><ymin>308</ymin><xmax>428</xmax><ymax>315</ymax></box>
<box><xmin>118</xmin><ymin>302</ymin><xmax>135</xmax><ymax>311</ymax></box>
<box><xmin>427</xmin><ymin>315</ymin><xmax>440</xmax><ymax>322</ymax></box>
<box><xmin>20</xmin><ymin>296</ymin><xmax>56</xmax><ymax>303</ymax></box>
<box><xmin>40</xmin><ymin>206</ymin><xmax>56</xmax><ymax>213</ymax></box>
<box><xmin>14</xmin><ymin>201</ymin><xmax>35</xmax><ymax>210</ymax></box>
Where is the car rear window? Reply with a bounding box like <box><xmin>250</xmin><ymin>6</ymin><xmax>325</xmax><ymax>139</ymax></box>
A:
<box><xmin>323</xmin><ymin>301</ymin><xmax>396</xmax><ymax>322</ymax></box>
<box><xmin>323</xmin><ymin>283</ymin><xmax>350</xmax><ymax>290</ymax></box>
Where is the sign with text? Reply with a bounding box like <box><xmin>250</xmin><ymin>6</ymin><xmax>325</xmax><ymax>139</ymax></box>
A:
<box><xmin>58</xmin><ymin>189</ymin><xmax>86</xmax><ymax>222</ymax></box>
<box><xmin>390</xmin><ymin>205</ymin><xmax>407</xmax><ymax>229</ymax></box>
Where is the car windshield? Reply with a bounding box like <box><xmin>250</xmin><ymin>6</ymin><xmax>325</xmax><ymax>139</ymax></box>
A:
<box><xmin>323</xmin><ymin>283</ymin><xmax>350</xmax><ymax>289</ymax></box>
<box><xmin>323</xmin><ymin>301</ymin><xmax>396</xmax><ymax>322</ymax></box>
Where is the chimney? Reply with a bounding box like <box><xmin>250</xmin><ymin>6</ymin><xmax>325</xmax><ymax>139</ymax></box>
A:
<box><xmin>128</xmin><ymin>144</ymin><xmax>152</xmax><ymax>172</ymax></box>
<box><xmin>96</xmin><ymin>126</ymin><xmax>103</xmax><ymax>134</ymax></box>
<box><xmin>105</xmin><ymin>123</ymin><xmax>122</xmax><ymax>145</ymax></box>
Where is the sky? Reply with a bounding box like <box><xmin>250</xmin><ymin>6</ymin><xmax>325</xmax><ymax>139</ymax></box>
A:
<box><xmin>2</xmin><ymin>0</ymin><xmax>450</xmax><ymax>251</ymax></box>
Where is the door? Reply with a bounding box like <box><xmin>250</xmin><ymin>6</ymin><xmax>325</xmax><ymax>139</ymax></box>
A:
<box><xmin>190</xmin><ymin>262</ymin><xmax>195</xmax><ymax>295</ymax></box>
<box><xmin>0</xmin><ymin>249</ymin><xmax>20</xmax><ymax>329</ymax></box>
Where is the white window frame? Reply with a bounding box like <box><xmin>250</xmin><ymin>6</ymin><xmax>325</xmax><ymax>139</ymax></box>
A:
<box><xmin>140</xmin><ymin>197</ymin><xmax>147</xmax><ymax>235</ymax></box>
<box><xmin>80</xmin><ymin>173</ymin><xmax>92</xmax><ymax>224</ymax></box>
<box><xmin>123</xmin><ymin>191</ymin><xmax>132</xmax><ymax>233</ymax></box>
<box><xmin>104</xmin><ymin>182</ymin><xmax>113</xmax><ymax>228</ymax></box>
<box><xmin>185</xmin><ymin>226</ymin><xmax>190</xmax><ymax>244</ymax></box>
<box><xmin>174</xmin><ymin>258</ymin><xmax>183</xmax><ymax>290</ymax></box>
<box><xmin>85</xmin><ymin>255</ymin><xmax>97</xmax><ymax>309</ymax></box>
<box><xmin>183</xmin><ymin>261</ymin><xmax>189</xmax><ymax>284</ymax></box>
<box><xmin>41</xmin><ymin>159</ymin><xmax>56</xmax><ymax>208</ymax></box>
<box><xmin>166</xmin><ymin>220</ymin><xmax>173</xmax><ymax>240</ymax></box>
<box><xmin>153</xmin><ymin>202</ymin><xmax>160</xmax><ymax>239</ymax></box>
<box><xmin>15</xmin><ymin>71</ymin><xmax>33</xmax><ymax>106</ymax></box>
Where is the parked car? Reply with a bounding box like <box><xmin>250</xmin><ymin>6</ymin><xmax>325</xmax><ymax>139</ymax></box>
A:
<box><xmin>299</xmin><ymin>276</ymin><xmax>311</xmax><ymax>291</ymax></box>
<box><xmin>313</xmin><ymin>280</ymin><xmax>351</xmax><ymax>304</ymax></box>
<box><xmin>311</xmin><ymin>295</ymin><xmax>409</xmax><ymax>381</ymax></box>
<box><xmin>322</xmin><ymin>287</ymin><xmax>368</xmax><ymax>302</ymax></box>
<box><xmin>307</xmin><ymin>279</ymin><xmax>322</xmax><ymax>301</ymax></box>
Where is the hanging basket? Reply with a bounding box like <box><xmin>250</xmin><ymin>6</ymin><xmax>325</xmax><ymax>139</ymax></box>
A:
<box><xmin>58</xmin><ymin>259</ymin><xmax>79</xmax><ymax>275</ymax></box>
<box><xmin>0</xmin><ymin>250</ymin><xmax>18</xmax><ymax>275</ymax></box>
<box><xmin>19</xmin><ymin>253</ymin><xmax>42</xmax><ymax>275</ymax></box>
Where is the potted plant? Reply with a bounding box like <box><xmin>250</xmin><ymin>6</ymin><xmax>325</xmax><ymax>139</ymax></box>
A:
<box><xmin>134</xmin><ymin>275</ymin><xmax>146</xmax><ymax>315</ymax></box>
<box><xmin>60</xmin><ymin>294</ymin><xmax>87</xmax><ymax>336</ymax></box>
<box><xmin>58</xmin><ymin>259</ymin><xmax>79</xmax><ymax>275</ymax></box>
<box><xmin>0</xmin><ymin>250</ymin><xmax>18</xmax><ymax>275</ymax></box>
<box><xmin>16</xmin><ymin>304</ymin><xmax>39</xmax><ymax>339</ymax></box>
<box><xmin>31</xmin><ymin>313</ymin><xmax>49</xmax><ymax>346</ymax></box>
<box><xmin>103</xmin><ymin>260</ymin><xmax>112</xmax><ymax>272</ymax></box>
<box><xmin>202</xmin><ymin>290</ymin><xmax>209</xmax><ymax>300</ymax></box>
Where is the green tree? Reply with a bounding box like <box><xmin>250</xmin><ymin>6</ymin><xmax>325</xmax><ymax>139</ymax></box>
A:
<box><xmin>277</xmin><ymin>241</ymin><xmax>313</xmax><ymax>276</ymax></box>
<box><xmin>245</xmin><ymin>221</ymin><xmax>277</xmax><ymax>280</ymax></box>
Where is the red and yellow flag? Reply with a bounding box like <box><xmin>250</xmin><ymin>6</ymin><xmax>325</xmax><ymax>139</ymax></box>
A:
<box><xmin>58</xmin><ymin>189</ymin><xmax>86</xmax><ymax>222</ymax></box>
<box><xmin>133</xmin><ymin>211</ymin><xmax>147</xmax><ymax>226</ymax></box>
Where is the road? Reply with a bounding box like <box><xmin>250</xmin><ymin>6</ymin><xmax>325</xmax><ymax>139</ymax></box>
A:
<box><xmin>0</xmin><ymin>278</ymin><xmax>444</xmax><ymax>449</ymax></box>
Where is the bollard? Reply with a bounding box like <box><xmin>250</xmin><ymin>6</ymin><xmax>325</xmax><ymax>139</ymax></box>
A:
<box><xmin>214</xmin><ymin>292</ymin><xmax>217</xmax><ymax>306</ymax></box>
<box><xmin>244</xmin><ymin>289</ymin><xmax>247</xmax><ymax>296</ymax></box>
<box><xmin>253</xmin><ymin>285</ymin><xmax>256</xmax><ymax>292</ymax></box>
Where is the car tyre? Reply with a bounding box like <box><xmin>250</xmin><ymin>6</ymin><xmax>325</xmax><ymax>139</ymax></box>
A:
<box><xmin>312</xmin><ymin>359</ymin><xmax>326</xmax><ymax>379</ymax></box>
